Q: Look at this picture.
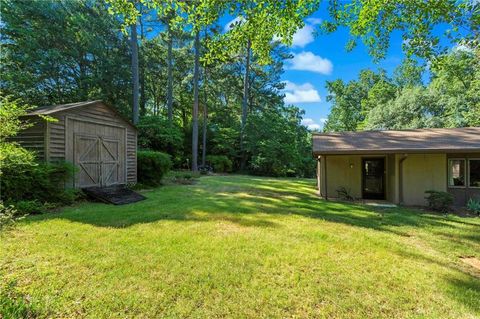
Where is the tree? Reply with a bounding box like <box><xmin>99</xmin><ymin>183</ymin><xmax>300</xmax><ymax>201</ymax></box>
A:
<box><xmin>0</xmin><ymin>0</ymin><xmax>132</xmax><ymax>114</ymax></box>
<box><xmin>192</xmin><ymin>30</ymin><xmax>200</xmax><ymax>171</ymax></box>
<box><xmin>0</xmin><ymin>95</ymin><xmax>35</xmax><ymax>173</ymax></box>
<box><xmin>323</xmin><ymin>0</ymin><xmax>479</xmax><ymax>60</ymax></box>
<box><xmin>131</xmin><ymin>22</ymin><xmax>140</xmax><ymax>124</ymax></box>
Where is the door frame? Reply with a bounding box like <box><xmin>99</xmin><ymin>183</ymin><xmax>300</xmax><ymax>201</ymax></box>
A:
<box><xmin>66</xmin><ymin>116</ymin><xmax>127</xmax><ymax>188</ymax></box>
<box><xmin>361</xmin><ymin>157</ymin><xmax>386</xmax><ymax>200</ymax></box>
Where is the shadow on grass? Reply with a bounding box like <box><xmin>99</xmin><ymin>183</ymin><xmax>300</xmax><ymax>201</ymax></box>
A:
<box><xmin>19</xmin><ymin>175</ymin><xmax>480</xmax><ymax>314</ymax></box>
<box><xmin>27</xmin><ymin>175</ymin><xmax>479</xmax><ymax>235</ymax></box>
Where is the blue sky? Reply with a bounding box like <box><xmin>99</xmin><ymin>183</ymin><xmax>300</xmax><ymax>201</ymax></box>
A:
<box><xmin>222</xmin><ymin>4</ymin><xmax>469</xmax><ymax>131</ymax></box>
<box><xmin>276</xmin><ymin>8</ymin><xmax>406</xmax><ymax>131</ymax></box>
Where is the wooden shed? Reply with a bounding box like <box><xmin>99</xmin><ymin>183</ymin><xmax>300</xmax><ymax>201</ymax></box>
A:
<box><xmin>13</xmin><ymin>101</ymin><xmax>137</xmax><ymax>188</ymax></box>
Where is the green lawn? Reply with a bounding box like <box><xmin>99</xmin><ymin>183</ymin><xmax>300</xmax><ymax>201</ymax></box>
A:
<box><xmin>1</xmin><ymin>175</ymin><xmax>479</xmax><ymax>318</ymax></box>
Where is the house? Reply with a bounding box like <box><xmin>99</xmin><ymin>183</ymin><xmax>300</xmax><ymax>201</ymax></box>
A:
<box><xmin>313</xmin><ymin>127</ymin><xmax>480</xmax><ymax>206</ymax></box>
<box><xmin>12</xmin><ymin>101</ymin><xmax>137</xmax><ymax>188</ymax></box>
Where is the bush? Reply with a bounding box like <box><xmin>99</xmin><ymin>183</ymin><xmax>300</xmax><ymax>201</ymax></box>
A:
<box><xmin>137</xmin><ymin>150</ymin><xmax>172</xmax><ymax>186</ymax></box>
<box><xmin>1</xmin><ymin>161</ymin><xmax>77</xmax><ymax>207</ymax></box>
<box><xmin>165</xmin><ymin>170</ymin><xmax>200</xmax><ymax>185</ymax></box>
<box><xmin>137</xmin><ymin>117</ymin><xmax>184</xmax><ymax>159</ymax></box>
<box><xmin>467</xmin><ymin>198</ymin><xmax>480</xmax><ymax>215</ymax></box>
<box><xmin>0</xmin><ymin>202</ymin><xmax>20</xmax><ymax>231</ymax></box>
<box><xmin>206</xmin><ymin>155</ymin><xmax>232</xmax><ymax>173</ymax></box>
<box><xmin>425</xmin><ymin>190</ymin><xmax>453</xmax><ymax>213</ymax></box>
<box><xmin>336</xmin><ymin>186</ymin><xmax>355</xmax><ymax>201</ymax></box>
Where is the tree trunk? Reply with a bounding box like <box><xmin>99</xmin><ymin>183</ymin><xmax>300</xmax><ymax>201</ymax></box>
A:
<box><xmin>240</xmin><ymin>39</ymin><xmax>251</xmax><ymax>170</ymax></box>
<box><xmin>166</xmin><ymin>17</ymin><xmax>174</xmax><ymax>123</ymax></box>
<box><xmin>130</xmin><ymin>23</ymin><xmax>140</xmax><ymax>125</ymax></box>
<box><xmin>201</xmin><ymin>66</ymin><xmax>208</xmax><ymax>167</ymax></box>
<box><xmin>191</xmin><ymin>30</ymin><xmax>200</xmax><ymax>172</ymax></box>
<box><xmin>139</xmin><ymin>9</ymin><xmax>146</xmax><ymax>117</ymax></box>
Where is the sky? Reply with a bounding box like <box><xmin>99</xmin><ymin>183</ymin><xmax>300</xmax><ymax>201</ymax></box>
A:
<box><xmin>226</xmin><ymin>5</ymin><xmax>407</xmax><ymax>131</ymax></box>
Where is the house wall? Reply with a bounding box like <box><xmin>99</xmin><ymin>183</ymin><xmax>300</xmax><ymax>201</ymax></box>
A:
<box><xmin>400</xmin><ymin>153</ymin><xmax>447</xmax><ymax>206</ymax></box>
<box><xmin>446</xmin><ymin>153</ymin><xmax>480</xmax><ymax>206</ymax></box>
<box><xmin>318</xmin><ymin>155</ymin><xmax>366</xmax><ymax>199</ymax></box>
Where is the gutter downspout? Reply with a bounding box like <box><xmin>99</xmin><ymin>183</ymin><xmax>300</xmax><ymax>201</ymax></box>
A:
<box><xmin>398</xmin><ymin>154</ymin><xmax>408</xmax><ymax>204</ymax></box>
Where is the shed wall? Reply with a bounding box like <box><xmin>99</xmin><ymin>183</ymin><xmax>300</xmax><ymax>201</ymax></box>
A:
<box><xmin>10</xmin><ymin>118</ymin><xmax>46</xmax><ymax>161</ymax></box>
<box><xmin>46</xmin><ymin>102</ymin><xmax>136</xmax><ymax>184</ymax></box>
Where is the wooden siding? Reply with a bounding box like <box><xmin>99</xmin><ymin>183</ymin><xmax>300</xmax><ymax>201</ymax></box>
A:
<box><xmin>126</xmin><ymin>128</ymin><xmax>137</xmax><ymax>183</ymax></box>
<box><xmin>45</xmin><ymin>102</ymin><xmax>137</xmax><ymax>185</ymax></box>
<box><xmin>10</xmin><ymin>118</ymin><xmax>46</xmax><ymax>161</ymax></box>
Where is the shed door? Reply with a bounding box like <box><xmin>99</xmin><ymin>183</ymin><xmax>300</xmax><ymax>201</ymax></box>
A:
<box><xmin>70</xmin><ymin>119</ymin><xmax>126</xmax><ymax>188</ymax></box>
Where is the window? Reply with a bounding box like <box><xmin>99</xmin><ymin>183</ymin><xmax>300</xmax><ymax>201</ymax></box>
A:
<box><xmin>469</xmin><ymin>159</ymin><xmax>480</xmax><ymax>188</ymax></box>
<box><xmin>448</xmin><ymin>159</ymin><xmax>465</xmax><ymax>187</ymax></box>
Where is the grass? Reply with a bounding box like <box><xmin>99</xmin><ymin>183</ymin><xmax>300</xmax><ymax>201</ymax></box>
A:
<box><xmin>1</xmin><ymin>175</ymin><xmax>479</xmax><ymax>318</ymax></box>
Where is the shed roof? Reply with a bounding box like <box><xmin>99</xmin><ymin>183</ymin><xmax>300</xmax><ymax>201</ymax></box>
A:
<box><xmin>313</xmin><ymin>127</ymin><xmax>480</xmax><ymax>155</ymax></box>
<box><xmin>27</xmin><ymin>100</ymin><xmax>136</xmax><ymax>129</ymax></box>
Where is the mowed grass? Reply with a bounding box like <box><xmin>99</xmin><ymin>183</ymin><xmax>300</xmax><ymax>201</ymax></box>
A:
<box><xmin>1</xmin><ymin>175</ymin><xmax>480</xmax><ymax>318</ymax></box>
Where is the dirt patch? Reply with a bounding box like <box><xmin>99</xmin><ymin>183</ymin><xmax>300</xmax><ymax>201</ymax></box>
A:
<box><xmin>460</xmin><ymin>256</ymin><xmax>480</xmax><ymax>271</ymax></box>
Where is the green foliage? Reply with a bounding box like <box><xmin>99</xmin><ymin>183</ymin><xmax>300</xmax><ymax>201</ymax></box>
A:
<box><xmin>467</xmin><ymin>198</ymin><xmax>480</xmax><ymax>216</ymax></box>
<box><xmin>0</xmin><ymin>202</ymin><xmax>20</xmax><ymax>231</ymax></box>
<box><xmin>245</xmin><ymin>105</ymin><xmax>315</xmax><ymax>177</ymax></box>
<box><xmin>325</xmin><ymin>49</ymin><xmax>480</xmax><ymax>132</ymax></box>
<box><xmin>206</xmin><ymin>155</ymin><xmax>232</xmax><ymax>173</ymax></box>
<box><xmin>323</xmin><ymin>0</ymin><xmax>478</xmax><ymax>60</ymax></box>
<box><xmin>137</xmin><ymin>116</ymin><xmax>184</xmax><ymax>157</ymax></box>
<box><xmin>137</xmin><ymin>150</ymin><xmax>172</xmax><ymax>186</ymax></box>
<box><xmin>107</xmin><ymin>0</ymin><xmax>320</xmax><ymax>65</ymax></box>
<box><xmin>0</xmin><ymin>162</ymin><xmax>77</xmax><ymax>207</ymax></box>
<box><xmin>0</xmin><ymin>0</ymin><xmax>132</xmax><ymax>114</ymax></box>
<box><xmin>425</xmin><ymin>190</ymin><xmax>454</xmax><ymax>213</ymax></box>
<box><xmin>0</xmin><ymin>95</ymin><xmax>35</xmax><ymax>170</ymax></box>
<box><xmin>336</xmin><ymin>186</ymin><xmax>355</xmax><ymax>201</ymax></box>
<box><xmin>164</xmin><ymin>170</ymin><xmax>201</xmax><ymax>185</ymax></box>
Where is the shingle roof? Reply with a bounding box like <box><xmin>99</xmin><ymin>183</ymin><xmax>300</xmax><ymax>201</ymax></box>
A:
<box><xmin>27</xmin><ymin>100</ymin><xmax>102</xmax><ymax>115</ymax></box>
<box><xmin>313</xmin><ymin>127</ymin><xmax>480</xmax><ymax>155</ymax></box>
<box><xmin>26</xmin><ymin>100</ymin><xmax>136</xmax><ymax>129</ymax></box>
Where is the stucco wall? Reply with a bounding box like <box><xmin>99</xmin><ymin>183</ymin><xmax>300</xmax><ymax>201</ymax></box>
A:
<box><xmin>322</xmin><ymin>155</ymin><xmax>362</xmax><ymax>198</ymax></box>
<box><xmin>401</xmin><ymin>154</ymin><xmax>447</xmax><ymax>206</ymax></box>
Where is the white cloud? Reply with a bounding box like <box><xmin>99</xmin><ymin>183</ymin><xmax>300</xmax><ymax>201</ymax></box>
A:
<box><xmin>288</xmin><ymin>51</ymin><xmax>333</xmax><ymax>75</ymax></box>
<box><xmin>283</xmin><ymin>80</ymin><xmax>321</xmax><ymax>104</ymax></box>
<box><xmin>290</xmin><ymin>18</ymin><xmax>321</xmax><ymax>47</ymax></box>
<box><xmin>224</xmin><ymin>16</ymin><xmax>245</xmax><ymax>32</ymax></box>
<box><xmin>300</xmin><ymin>118</ymin><xmax>326</xmax><ymax>131</ymax></box>
<box><xmin>306</xmin><ymin>18</ymin><xmax>322</xmax><ymax>25</ymax></box>
<box><xmin>292</xmin><ymin>25</ymin><xmax>315</xmax><ymax>47</ymax></box>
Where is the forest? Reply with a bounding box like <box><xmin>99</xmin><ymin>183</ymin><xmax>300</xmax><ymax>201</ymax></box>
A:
<box><xmin>1</xmin><ymin>0</ymin><xmax>478</xmax><ymax>178</ymax></box>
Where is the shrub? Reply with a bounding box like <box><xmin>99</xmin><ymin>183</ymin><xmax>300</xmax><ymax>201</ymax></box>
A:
<box><xmin>165</xmin><ymin>170</ymin><xmax>200</xmax><ymax>185</ymax></box>
<box><xmin>425</xmin><ymin>190</ymin><xmax>453</xmax><ymax>213</ymax></box>
<box><xmin>467</xmin><ymin>198</ymin><xmax>480</xmax><ymax>215</ymax></box>
<box><xmin>0</xmin><ymin>202</ymin><xmax>20</xmax><ymax>231</ymax></box>
<box><xmin>1</xmin><ymin>161</ymin><xmax>77</xmax><ymax>206</ymax></box>
<box><xmin>206</xmin><ymin>155</ymin><xmax>232</xmax><ymax>173</ymax></box>
<box><xmin>336</xmin><ymin>186</ymin><xmax>355</xmax><ymax>201</ymax></box>
<box><xmin>137</xmin><ymin>117</ymin><xmax>184</xmax><ymax>159</ymax></box>
<box><xmin>137</xmin><ymin>150</ymin><xmax>172</xmax><ymax>186</ymax></box>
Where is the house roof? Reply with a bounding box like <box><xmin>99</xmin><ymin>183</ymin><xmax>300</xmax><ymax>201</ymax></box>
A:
<box><xmin>27</xmin><ymin>100</ymin><xmax>137</xmax><ymax>129</ymax></box>
<box><xmin>313</xmin><ymin>127</ymin><xmax>480</xmax><ymax>155</ymax></box>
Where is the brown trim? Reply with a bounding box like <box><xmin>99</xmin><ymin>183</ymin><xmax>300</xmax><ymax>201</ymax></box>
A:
<box><xmin>398</xmin><ymin>155</ymin><xmax>408</xmax><ymax>204</ymax></box>
<box><xmin>361</xmin><ymin>157</ymin><xmax>386</xmax><ymax>200</ymax></box>
<box><xmin>324</xmin><ymin>155</ymin><xmax>328</xmax><ymax>200</ymax></box>
<box><xmin>314</xmin><ymin>149</ymin><xmax>480</xmax><ymax>156</ymax></box>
